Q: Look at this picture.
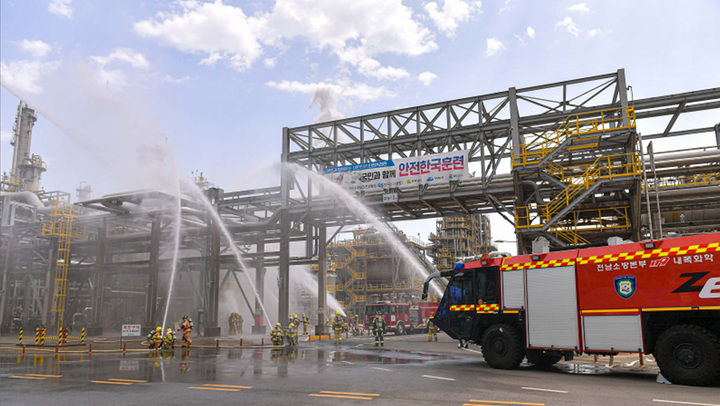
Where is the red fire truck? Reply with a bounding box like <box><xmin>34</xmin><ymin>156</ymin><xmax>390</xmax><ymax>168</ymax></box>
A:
<box><xmin>364</xmin><ymin>301</ymin><xmax>438</xmax><ymax>334</ymax></box>
<box><xmin>423</xmin><ymin>232</ymin><xmax>720</xmax><ymax>386</ymax></box>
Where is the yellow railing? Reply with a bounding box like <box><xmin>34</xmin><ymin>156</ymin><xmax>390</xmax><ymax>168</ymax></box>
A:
<box><xmin>512</xmin><ymin>106</ymin><xmax>637</xmax><ymax>167</ymax></box>
<box><xmin>516</xmin><ymin>153</ymin><xmax>640</xmax><ymax>229</ymax></box>
<box><xmin>646</xmin><ymin>173</ymin><xmax>720</xmax><ymax>190</ymax></box>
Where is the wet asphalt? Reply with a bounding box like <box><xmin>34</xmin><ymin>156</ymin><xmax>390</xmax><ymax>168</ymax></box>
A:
<box><xmin>1</xmin><ymin>332</ymin><xmax>718</xmax><ymax>405</ymax></box>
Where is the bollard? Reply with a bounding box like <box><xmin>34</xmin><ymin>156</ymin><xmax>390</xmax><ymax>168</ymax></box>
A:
<box><xmin>89</xmin><ymin>343</ymin><xmax>93</xmax><ymax>354</ymax></box>
<box><xmin>40</xmin><ymin>328</ymin><xmax>45</xmax><ymax>346</ymax></box>
<box><xmin>639</xmin><ymin>353</ymin><xmax>645</xmax><ymax>367</ymax></box>
<box><xmin>240</xmin><ymin>338</ymin><xmax>243</xmax><ymax>346</ymax></box>
<box><xmin>123</xmin><ymin>342</ymin><xmax>127</xmax><ymax>355</ymax></box>
<box><xmin>19</xmin><ymin>327</ymin><xmax>23</xmax><ymax>345</ymax></box>
<box><xmin>55</xmin><ymin>344</ymin><xmax>59</xmax><ymax>354</ymax></box>
<box><xmin>36</xmin><ymin>328</ymin><xmax>39</xmax><ymax>345</ymax></box>
<box><xmin>261</xmin><ymin>337</ymin><xmax>264</xmax><ymax>346</ymax></box>
<box><xmin>216</xmin><ymin>339</ymin><xmax>220</xmax><ymax>349</ymax></box>
<box><xmin>81</xmin><ymin>328</ymin><xmax>85</xmax><ymax>345</ymax></box>
<box><xmin>58</xmin><ymin>328</ymin><xmax>62</xmax><ymax>347</ymax></box>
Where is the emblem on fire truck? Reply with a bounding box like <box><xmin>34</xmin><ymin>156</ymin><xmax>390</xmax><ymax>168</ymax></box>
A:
<box><xmin>614</xmin><ymin>275</ymin><xmax>636</xmax><ymax>299</ymax></box>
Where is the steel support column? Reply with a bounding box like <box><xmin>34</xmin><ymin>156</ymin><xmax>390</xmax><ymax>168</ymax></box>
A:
<box><xmin>0</xmin><ymin>231</ymin><xmax>12</xmax><ymax>332</ymax></box>
<box><xmin>204</xmin><ymin>187</ymin><xmax>222</xmax><ymax>337</ymax></box>
<box><xmin>89</xmin><ymin>218</ymin><xmax>106</xmax><ymax>336</ymax></box>
<box><xmin>252</xmin><ymin>238</ymin><xmax>266</xmax><ymax>334</ymax></box>
<box><xmin>144</xmin><ymin>217</ymin><xmax>160</xmax><ymax>335</ymax></box>
<box><xmin>316</xmin><ymin>226</ymin><xmax>328</xmax><ymax>335</ymax></box>
<box><xmin>43</xmin><ymin>237</ymin><xmax>58</xmax><ymax>328</ymax></box>
<box><xmin>279</xmin><ymin>127</ymin><xmax>291</xmax><ymax>326</ymax></box>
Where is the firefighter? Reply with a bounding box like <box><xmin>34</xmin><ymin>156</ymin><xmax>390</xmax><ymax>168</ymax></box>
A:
<box><xmin>301</xmin><ymin>313</ymin><xmax>309</xmax><ymax>335</ymax></box>
<box><xmin>177</xmin><ymin>315</ymin><xmax>193</xmax><ymax>348</ymax></box>
<box><xmin>427</xmin><ymin>312</ymin><xmax>438</xmax><ymax>342</ymax></box>
<box><xmin>285</xmin><ymin>323</ymin><xmax>298</xmax><ymax>347</ymax></box>
<box><xmin>148</xmin><ymin>326</ymin><xmax>163</xmax><ymax>349</ymax></box>
<box><xmin>163</xmin><ymin>329</ymin><xmax>176</xmax><ymax>349</ymax></box>
<box><xmin>237</xmin><ymin>313</ymin><xmax>244</xmax><ymax>334</ymax></box>
<box><xmin>270</xmin><ymin>323</ymin><xmax>284</xmax><ymax>345</ymax></box>
<box><xmin>332</xmin><ymin>311</ymin><xmax>345</xmax><ymax>345</ymax></box>
<box><xmin>372</xmin><ymin>311</ymin><xmax>385</xmax><ymax>347</ymax></box>
<box><xmin>228</xmin><ymin>312</ymin><xmax>237</xmax><ymax>335</ymax></box>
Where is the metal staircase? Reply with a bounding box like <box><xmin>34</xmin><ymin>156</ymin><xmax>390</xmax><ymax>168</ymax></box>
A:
<box><xmin>513</xmin><ymin>107</ymin><xmax>639</xmax><ymax>245</ymax></box>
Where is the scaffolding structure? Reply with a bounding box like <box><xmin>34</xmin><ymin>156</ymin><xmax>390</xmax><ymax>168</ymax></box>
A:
<box><xmin>325</xmin><ymin>227</ymin><xmax>427</xmax><ymax>316</ymax></box>
<box><xmin>428</xmin><ymin>214</ymin><xmax>493</xmax><ymax>272</ymax></box>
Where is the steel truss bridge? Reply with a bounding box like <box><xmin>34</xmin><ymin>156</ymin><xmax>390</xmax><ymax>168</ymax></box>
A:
<box><xmin>1</xmin><ymin>69</ymin><xmax>718</xmax><ymax>335</ymax></box>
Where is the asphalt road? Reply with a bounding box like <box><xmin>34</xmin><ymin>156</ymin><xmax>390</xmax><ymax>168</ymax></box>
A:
<box><xmin>1</xmin><ymin>332</ymin><xmax>718</xmax><ymax>405</ymax></box>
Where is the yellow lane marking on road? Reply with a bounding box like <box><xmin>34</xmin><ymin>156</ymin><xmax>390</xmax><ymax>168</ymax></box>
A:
<box><xmin>92</xmin><ymin>380</ymin><xmax>133</xmax><ymax>385</ymax></box>
<box><xmin>26</xmin><ymin>374</ymin><xmax>62</xmax><ymax>378</ymax></box>
<box><xmin>466</xmin><ymin>401</ymin><xmax>545</xmax><ymax>405</ymax></box>
<box><xmin>108</xmin><ymin>378</ymin><xmax>147</xmax><ymax>383</ymax></box>
<box><xmin>9</xmin><ymin>375</ymin><xmax>45</xmax><ymax>380</ymax></box>
<box><xmin>320</xmin><ymin>391</ymin><xmax>379</xmax><ymax>397</ymax></box>
<box><xmin>189</xmin><ymin>386</ymin><xmax>240</xmax><ymax>392</ymax></box>
<box><xmin>309</xmin><ymin>394</ymin><xmax>374</xmax><ymax>400</ymax></box>
<box><xmin>203</xmin><ymin>384</ymin><xmax>253</xmax><ymax>389</ymax></box>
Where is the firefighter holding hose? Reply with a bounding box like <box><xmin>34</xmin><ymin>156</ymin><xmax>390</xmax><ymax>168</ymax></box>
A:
<box><xmin>178</xmin><ymin>315</ymin><xmax>193</xmax><ymax>348</ymax></box>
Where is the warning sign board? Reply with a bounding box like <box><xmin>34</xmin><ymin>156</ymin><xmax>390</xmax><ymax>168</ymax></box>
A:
<box><xmin>121</xmin><ymin>324</ymin><xmax>141</xmax><ymax>337</ymax></box>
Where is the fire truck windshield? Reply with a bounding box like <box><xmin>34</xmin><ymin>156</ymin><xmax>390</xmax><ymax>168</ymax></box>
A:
<box><xmin>366</xmin><ymin>305</ymin><xmax>390</xmax><ymax>315</ymax></box>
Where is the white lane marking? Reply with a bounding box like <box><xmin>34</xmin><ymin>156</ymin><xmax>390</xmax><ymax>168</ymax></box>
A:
<box><xmin>422</xmin><ymin>374</ymin><xmax>456</xmax><ymax>381</ymax></box>
<box><xmin>653</xmin><ymin>400</ymin><xmax>720</xmax><ymax>406</ymax></box>
<box><xmin>521</xmin><ymin>387</ymin><xmax>568</xmax><ymax>394</ymax></box>
<box><xmin>371</xmin><ymin>367</ymin><xmax>392</xmax><ymax>371</ymax></box>
<box><xmin>341</xmin><ymin>360</ymin><xmax>355</xmax><ymax>364</ymax></box>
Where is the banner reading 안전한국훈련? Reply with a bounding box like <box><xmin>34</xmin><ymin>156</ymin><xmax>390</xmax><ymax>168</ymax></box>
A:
<box><xmin>323</xmin><ymin>150</ymin><xmax>469</xmax><ymax>192</ymax></box>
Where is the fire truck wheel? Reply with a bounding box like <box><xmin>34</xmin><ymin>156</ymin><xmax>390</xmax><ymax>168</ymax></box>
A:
<box><xmin>481</xmin><ymin>323</ymin><xmax>525</xmax><ymax>370</ymax></box>
<box><xmin>396</xmin><ymin>323</ymin><xmax>405</xmax><ymax>335</ymax></box>
<box><xmin>654</xmin><ymin>324</ymin><xmax>720</xmax><ymax>387</ymax></box>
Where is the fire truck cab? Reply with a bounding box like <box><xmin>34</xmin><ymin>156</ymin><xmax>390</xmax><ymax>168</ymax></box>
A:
<box><xmin>424</xmin><ymin>233</ymin><xmax>720</xmax><ymax>386</ymax></box>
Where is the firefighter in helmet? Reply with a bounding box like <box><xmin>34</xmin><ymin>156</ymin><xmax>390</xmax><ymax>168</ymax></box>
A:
<box><xmin>372</xmin><ymin>311</ymin><xmax>386</xmax><ymax>347</ymax></box>
<box><xmin>228</xmin><ymin>312</ymin><xmax>238</xmax><ymax>335</ymax></box>
<box><xmin>301</xmin><ymin>313</ymin><xmax>309</xmax><ymax>335</ymax></box>
<box><xmin>270</xmin><ymin>323</ymin><xmax>284</xmax><ymax>346</ymax></box>
<box><xmin>163</xmin><ymin>328</ymin><xmax>177</xmax><ymax>349</ymax></box>
<box><xmin>148</xmin><ymin>326</ymin><xmax>163</xmax><ymax>349</ymax></box>
<box><xmin>177</xmin><ymin>315</ymin><xmax>193</xmax><ymax>348</ymax></box>
<box><xmin>332</xmin><ymin>311</ymin><xmax>345</xmax><ymax>345</ymax></box>
<box><xmin>285</xmin><ymin>323</ymin><xmax>298</xmax><ymax>347</ymax></box>
<box><xmin>427</xmin><ymin>312</ymin><xmax>438</xmax><ymax>342</ymax></box>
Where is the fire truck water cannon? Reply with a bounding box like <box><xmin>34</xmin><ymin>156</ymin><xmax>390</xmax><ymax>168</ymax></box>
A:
<box><xmin>424</xmin><ymin>233</ymin><xmax>720</xmax><ymax>387</ymax></box>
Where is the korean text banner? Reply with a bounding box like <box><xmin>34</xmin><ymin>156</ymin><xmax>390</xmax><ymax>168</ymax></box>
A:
<box><xmin>323</xmin><ymin>150</ymin><xmax>470</xmax><ymax>192</ymax></box>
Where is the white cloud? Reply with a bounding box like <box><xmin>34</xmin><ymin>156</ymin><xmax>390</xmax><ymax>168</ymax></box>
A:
<box><xmin>425</xmin><ymin>0</ymin><xmax>482</xmax><ymax>37</ymax></box>
<box><xmin>527</xmin><ymin>26</ymin><xmax>536</xmax><ymax>38</ymax></box>
<box><xmin>485</xmin><ymin>38</ymin><xmax>505</xmax><ymax>56</ymax></box>
<box><xmin>555</xmin><ymin>16</ymin><xmax>579</xmax><ymax>37</ymax></box>
<box><xmin>91</xmin><ymin>48</ymin><xmax>150</xmax><ymax>69</ymax></box>
<box><xmin>134</xmin><ymin>1</ymin><xmax>263</xmax><ymax>71</ymax></box>
<box><xmin>48</xmin><ymin>0</ymin><xmax>73</xmax><ymax>18</ymax></box>
<box><xmin>20</xmin><ymin>39</ymin><xmax>52</xmax><ymax>57</ymax></box>
<box><xmin>418</xmin><ymin>71</ymin><xmax>438</xmax><ymax>86</ymax></box>
<box><xmin>588</xmin><ymin>28</ymin><xmax>603</xmax><ymax>37</ymax></box>
<box><xmin>567</xmin><ymin>3</ymin><xmax>590</xmax><ymax>13</ymax></box>
<box><xmin>135</xmin><ymin>0</ymin><xmax>438</xmax><ymax>80</ymax></box>
<box><xmin>157</xmin><ymin>73</ymin><xmax>190</xmax><ymax>84</ymax></box>
<box><xmin>264</xmin><ymin>57</ymin><xmax>277</xmax><ymax>68</ymax></box>
<box><xmin>0</xmin><ymin>59</ymin><xmax>61</xmax><ymax>94</ymax></box>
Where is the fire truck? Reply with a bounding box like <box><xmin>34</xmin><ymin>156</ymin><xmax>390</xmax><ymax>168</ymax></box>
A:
<box><xmin>423</xmin><ymin>232</ymin><xmax>720</xmax><ymax>386</ymax></box>
<box><xmin>364</xmin><ymin>301</ymin><xmax>438</xmax><ymax>334</ymax></box>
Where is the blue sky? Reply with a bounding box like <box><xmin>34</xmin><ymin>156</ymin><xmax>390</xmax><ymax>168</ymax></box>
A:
<box><xmin>1</xmin><ymin>0</ymin><xmax>719</xmax><ymax>247</ymax></box>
